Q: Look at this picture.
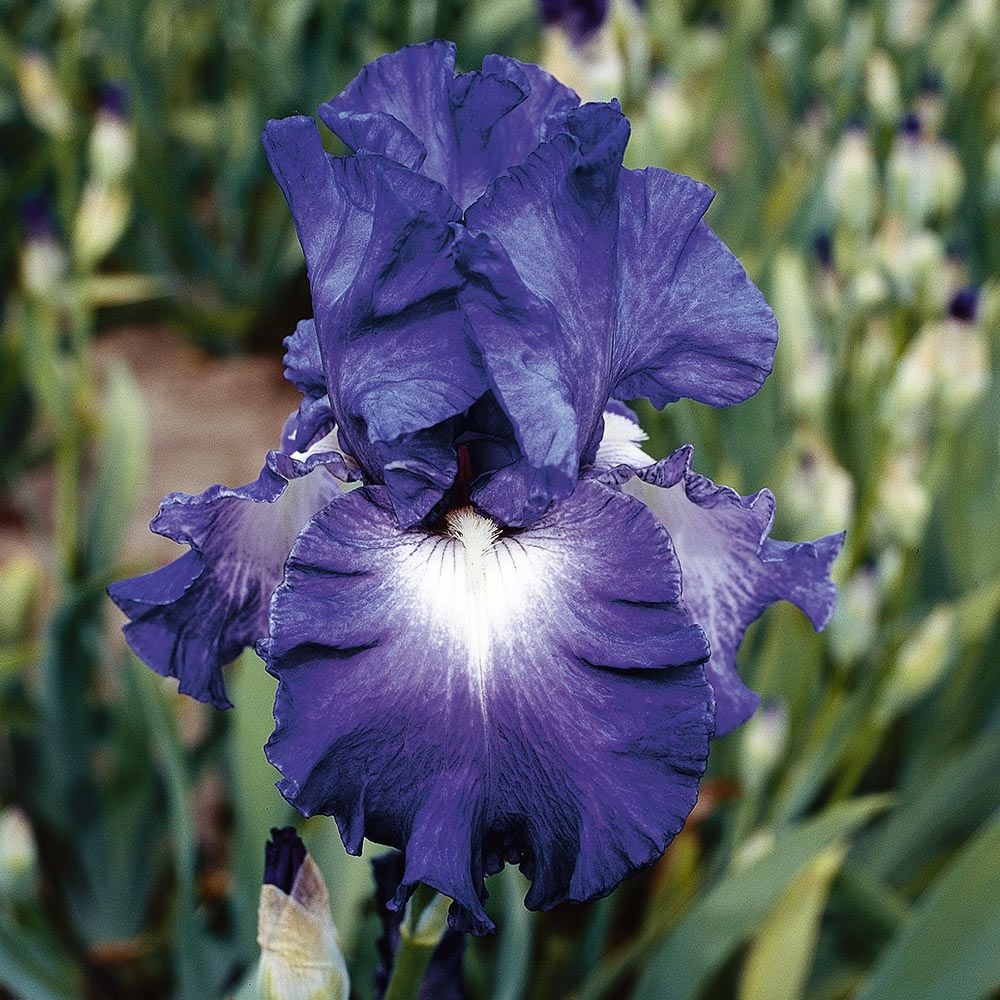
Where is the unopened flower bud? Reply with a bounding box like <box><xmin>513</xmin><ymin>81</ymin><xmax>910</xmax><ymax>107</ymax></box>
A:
<box><xmin>89</xmin><ymin>84</ymin><xmax>135</xmax><ymax>186</ymax></box>
<box><xmin>877</xmin><ymin>222</ymin><xmax>947</xmax><ymax>314</ymax></box>
<box><xmin>872</xmin><ymin>452</ymin><xmax>929</xmax><ymax>547</ymax></box>
<box><xmin>882</xmin><ymin>302</ymin><xmax>990</xmax><ymax>438</ymax></box>
<box><xmin>0</xmin><ymin>808</ymin><xmax>37</xmax><ymax>898</ymax></box>
<box><xmin>827</xmin><ymin>563</ymin><xmax>879</xmax><ymax>666</ymax></box>
<box><xmin>18</xmin><ymin>194</ymin><xmax>67</xmax><ymax>297</ymax></box>
<box><xmin>825</xmin><ymin>125</ymin><xmax>879</xmax><ymax>233</ymax></box>
<box><xmin>17</xmin><ymin>49</ymin><xmax>72</xmax><ymax>137</ymax></box>
<box><xmin>780</xmin><ymin>434</ymin><xmax>855</xmax><ymax>539</ymax></box>
<box><xmin>257</xmin><ymin>828</ymin><xmax>349</xmax><ymax>1000</ymax></box>
<box><xmin>740</xmin><ymin>702</ymin><xmax>788</xmax><ymax>792</ymax></box>
<box><xmin>73</xmin><ymin>183</ymin><xmax>130</xmax><ymax>269</ymax></box>
<box><xmin>886</xmin><ymin>119</ymin><xmax>964</xmax><ymax>228</ymax></box>
<box><xmin>866</xmin><ymin>51</ymin><xmax>901</xmax><ymax>122</ymax></box>
<box><xmin>879</xmin><ymin>605</ymin><xmax>953</xmax><ymax>720</ymax></box>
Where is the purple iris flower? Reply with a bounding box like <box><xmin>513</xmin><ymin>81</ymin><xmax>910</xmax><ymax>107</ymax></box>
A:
<box><xmin>110</xmin><ymin>42</ymin><xmax>842</xmax><ymax>934</ymax></box>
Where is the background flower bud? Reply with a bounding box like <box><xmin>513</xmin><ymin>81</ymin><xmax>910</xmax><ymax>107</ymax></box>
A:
<box><xmin>740</xmin><ymin>702</ymin><xmax>789</xmax><ymax>792</ymax></box>
<box><xmin>16</xmin><ymin>49</ymin><xmax>72</xmax><ymax>137</ymax></box>
<box><xmin>878</xmin><ymin>605</ymin><xmax>954</xmax><ymax>721</ymax></box>
<box><xmin>256</xmin><ymin>829</ymin><xmax>349</xmax><ymax>1000</ymax></box>
<box><xmin>0</xmin><ymin>808</ymin><xmax>38</xmax><ymax>899</ymax></box>
<box><xmin>825</xmin><ymin>126</ymin><xmax>879</xmax><ymax>233</ymax></box>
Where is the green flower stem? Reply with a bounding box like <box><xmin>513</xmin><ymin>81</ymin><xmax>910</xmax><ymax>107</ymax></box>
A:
<box><xmin>383</xmin><ymin>883</ymin><xmax>449</xmax><ymax>1000</ymax></box>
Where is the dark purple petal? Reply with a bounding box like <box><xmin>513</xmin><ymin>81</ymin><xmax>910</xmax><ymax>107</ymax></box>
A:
<box><xmin>264</xmin><ymin>115</ymin><xmax>489</xmax><ymax>523</ymax></box>
<box><xmin>373</xmin><ymin>852</ymin><xmax>466</xmax><ymax>1000</ymax></box>
<box><xmin>264</xmin><ymin>827</ymin><xmax>307</xmax><ymax>893</ymax></box>
<box><xmin>263</xmin><ymin>480</ymin><xmax>712</xmax><ymax>933</ymax></box>
<box><xmin>461</xmin><ymin>102</ymin><xmax>630</xmax><ymax>525</ymax></box>
<box><xmin>109</xmin><ymin>448</ymin><xmax>347</xmax><ymax>708</ymax></box>
<box><xmin>319</xmin><ymin>41</ymin><xmax>579</xmax><ymax>210</ymax></box>
<box><xmin>612</xmin><ymin>168</ymin><xmax>777</xmax><ymax>407</ymax></box>
<box><xmin>601</xmin><ymin>447</ymin><xmax>843</xmax><ymax>735</ymax></box>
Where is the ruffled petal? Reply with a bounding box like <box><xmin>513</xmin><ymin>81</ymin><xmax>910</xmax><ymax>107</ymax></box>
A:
<box><xmin>318</xmin><ymin>41</ymin><xmax>579</xmax><ymax>209</ymax></box>
<box><xmin>612</xmin><ymin>168</ymin><xmax>777</xmax><ymax>407</ymax></box>
<box><xmin>461</xmin><ymin>102</ymin><xmax>630</xmax><ymax>525</ymax></box>
<box><xmin>601</xmin><ymin>447</ymin><xmax>844</xmax><ymax>735</ymax></box>
<box><xmin>263</xmin><ymin>480</ymin><xmax>712</xmax><ymax>933</ymax></box>
<box><xmin>373</xmin><ymin>852</ymin><xmax>466</xmax><ymax>1000</ymax></box>
<box><xmin>460</xmin><ymin>130</ymin><xmax>775</xmax><ymax>524</ymax></box>
<box><xmin>264</xmin><ymin>116</ymin><xmax>488</xmax><ymax>523</ymax></box>
<box><xmin>109</xmin><ymin>447</ymin><xmax>347</xmax><ymax>708</ymax></box>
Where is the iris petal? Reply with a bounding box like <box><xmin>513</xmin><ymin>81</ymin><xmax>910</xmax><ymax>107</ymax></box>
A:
<box><xmin>109</xmin><ymin>447</ymin><xmax>347</xmax><ymax>708</ymax></box>
<box><xmin>462</xmin><ymin>105</ymin><xmax>776</xmax><ymax>525</ymax></box>
<box><xmin>263</xmin><ymin>480</ymin><xmax>712</xmax><ymax>933</ymax></box>
<box><xmin>601</xmin><ymin>446</ymin><xmax>844</xmax><ymax>735</ymax></box>
<box><xmin>263</xmin><ymin>116</ymin><xmax>488</xmax><ymax>522</ymax></box>
<box><xmin>319</xmin><ymin>41</ymin><xmax>579</xmax><ymax>210</ymax></box>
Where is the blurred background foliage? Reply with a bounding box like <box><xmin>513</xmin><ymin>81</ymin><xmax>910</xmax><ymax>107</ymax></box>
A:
<box><xmin>0</xmin><ymin>0</ymin><xmax>998</xmax><ymax>997</ymax></box>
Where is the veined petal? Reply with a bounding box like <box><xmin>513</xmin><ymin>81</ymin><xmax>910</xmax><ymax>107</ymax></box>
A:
<box><xmin>319</xmin><ymin>41</ymin><xmax>579</xmax><ymax>209</ymax></box>
<box><xmin>264</xmin><ymin>116</ymin><xmax>488</xmax><ymax>522</ymax></box>
<box><xmin>462</xmin><ymin>138</ymin><xmax>775</xmax><ymax>525</ymax></box>
<box><xmin>109</xmin><ymin>447</ymin><xmax>347</xmax><ymax>708</ymax></box>
<box><xmin>601</xmin><ymin>446</ymin><xmax>844</xmax><ymax>735</ymax></box>
<box><xmin>264</xmin><ymin>480</ymin><xmax>712</xmax><ymax>933</ymax></box>
<box><xmin>462</xmin><ymin>102</ymin><xmax>630</xmax><ymax>525</ymax></box>
<box><xmin>612</xmin><ymin>168</ymin><xmax>777</xmax><ymax>407</ymax></box>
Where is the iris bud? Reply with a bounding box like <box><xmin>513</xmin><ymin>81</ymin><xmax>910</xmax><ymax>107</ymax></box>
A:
<box><xmin>740</xmin><ymin>702</ymin><xmax>788</xmax><ymax>792</ymax></box>
<box><xmin>872</xmin><ymin>452</ymin><xmax>930</xmax><ymax>548</ymax></box>
<box><xmin>780</xmin><ymin>434</ymin><xmax>855</xmax><ymax>540</ymax></box>
<box><xmin>886</xmin><ymin>120</ymin><xmax>964</xmax><ymax>228</ymax></box>
<box><xmin>73</xmin><ymin>184</ymin><xmax>130</xmax><ymax>269</ymax></box>
<box><xmin>0</xmin><ymin>552</ymin><xmax>43</xmax><ymax>643</ymax></box>
<box><xmin>825</xmin><ymin>125</ymin><xmax>879</xmax><ymax>233</ymax></box>
<box><xmin>18</xmin><ymin>195</ymin><xmax>67</xmax><ymax>297</ymax></box>
<box><xmin>865</xmin><ymin>51</ymin><xmax>902</xmax><ymax>123</ymax></box>
<box><xmin>256</xmin><ymin>828</ymin><xmax>349</xmax><ymax>1000</ymax></box>
<box><xmin>879</xmin><ymin>605</ymin><xmax>953</xmax><ymax>721</ymax></box>
<box><xmin>16</xmin><ymin>50</ymin><xmax>71</xmax><ymax>137</ymax></box>
<box><xmin>827</xmin><ymin>564</ymin><xmax>879</xmax><ymax>666</ymax></box>
<box><xmin>0</xmin><ymin>808</ymin><xmax>37</xmax><ymax>899</ymax></box>
<box><xmin>89</xmin><ymin>85</ymin><xmax>135</xmax><ymax>186</ymax></box>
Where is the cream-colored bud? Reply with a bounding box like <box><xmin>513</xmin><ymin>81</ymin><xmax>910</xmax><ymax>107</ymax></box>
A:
<box><xmin>780</xmin><ymin>433</ymin><xmax>855</xmax><ymax>540</ymax></box>
<box><xmin>16</xmin><ymin>50</ymin><xmax>72</xmax><ymax>137</ymax></box>
<box><xmin>258</xmin><ymin>856</ymin><xmax>349</xmax><ymax>1000</ymax></box>
<box><xmin>827</xmin><ymin>565</ymin><xmax>879</xmax><ymax>666</ymax></box>
<box><xmin>646</xmin><ymin>77</ymin><xmax>694</xmax><ymax>160</ymax></box>
<box><xmin>866</xmin><ymin>52</ymin><xmax>901</xmax><ymax>122</ymax></box>
<box><xmin>741</xmin><ymin>703</ymin><xmax>788</xmax><ymax>792</ymax></box>
<box><xmin>825</xmin><ymin>128</ymin><xmax>879</xmax><ymax>233</ymax></box>
<box><xmin>0</xmin><ymin>808</ymin><xmax>37</xmax><ymax>898</ymax></box>
<box><xmin>541</xmin><ymin>23</ymin><xmax>623</xmax><ymax>105</ymax></box>
<box><xmin>882</xmin><ymin>317</ymin><xmax>990</xmax><ymax>439</ymax></box>
<box><xmin>872</xmin><ymin>452</ymin><xmax>930</xmax><ymax>547</ymax></box>
<box><xmin>20</xmin><ymin>237</ymin><xmax>68</xmax><ymax>298</ymax></box>
<box><xmin>878</xmin><ymin>605</ymin><xmax>953</xmax><ymax>721</ymax></box>
<box><xmin>73</xmin><ymin>184</ymin><xmax>130</xmax><ymax>269</ymax></box>
<box><xmin>89</xmin><ymin>112</ymin><xmax>136</xmax><ymax>187</ymax></box>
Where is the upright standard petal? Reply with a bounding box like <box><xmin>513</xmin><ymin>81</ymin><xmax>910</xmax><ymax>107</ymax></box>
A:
<box><xmin>462</xmin><ymin>121</ymin><xmax>776</xmax><ymax>524</ymax></box>
<box><xmin>109</xmin><ymin>447</ymin><xmax>347</xmax><ymax>708</ymax></box>
<box><xmin>612</xmin><ymin>168</ymin><xmax>777</xmax><ymax>407</ymax></box>
<box><xmin>264</xmin><ymin>480</ymin><xmax>712</xmax><ymax>933</ymax></box>
<box><xmin>461</xmin><ymin>101</ymin><xmax>630</xmax><ymax>525</ymax></box>
<box><xmin>601</xmin><ymin>447</ymin><xmax>843</xmax><ymax>735</ymax></box>
<box><xmin>318</xmin><ymin>41</ymin><xmax>579</xmax><ymax>209</ymax></box>
<box><xmin>264</xmin><ymin>116</ymin><xmax>489</xmax><ymax>523</ymax></box>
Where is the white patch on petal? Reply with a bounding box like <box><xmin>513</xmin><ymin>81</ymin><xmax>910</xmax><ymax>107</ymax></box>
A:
<box><xmin>595</xmin><ymin>411</ymin><xmax>652</xmax><ymax>469</ymax></box>
<box><xmin>290</xmin><ymin>426</ymin><xmax>344</xmax><ymax>462</ymax></box>
<box><xmin>398</xmin><ymin>508</ymin><xmax>545</xmax><ymax>721</ymax></box>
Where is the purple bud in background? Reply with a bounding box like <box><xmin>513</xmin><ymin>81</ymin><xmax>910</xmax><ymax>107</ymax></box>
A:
<box><xmin>900</xmin><ymin>111</ymin><xmax>922</xmax><ymax>138</ymax></box>
<box><xmin>96</xmin><ymin>81</ymin><xmax>129</xmax><ymax>121</ymax></box>
<box><xmin>812</xmin><ymin>232</ymin><xmax>834</xmax><ymax>268</ymax></box>
<box><xmin>18</xmin><ymin>192</ymin><xmax>57</xmax><ymax>242</ymax></box>
<box><xmin>539</xmin><ymin>0</ymin><xmax>610</xmax><ymax>40</ymax></box>
<box><xmin>948</xmin><ymin>286</ymin><xmax>979</xmax><ymax>323</ymax></box>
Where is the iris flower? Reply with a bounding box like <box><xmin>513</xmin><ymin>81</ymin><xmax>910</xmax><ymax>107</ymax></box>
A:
<box><xmin>110</xmin><ymin>42</ymin><xmax>842</xmax><ymax>934</ymax></box>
